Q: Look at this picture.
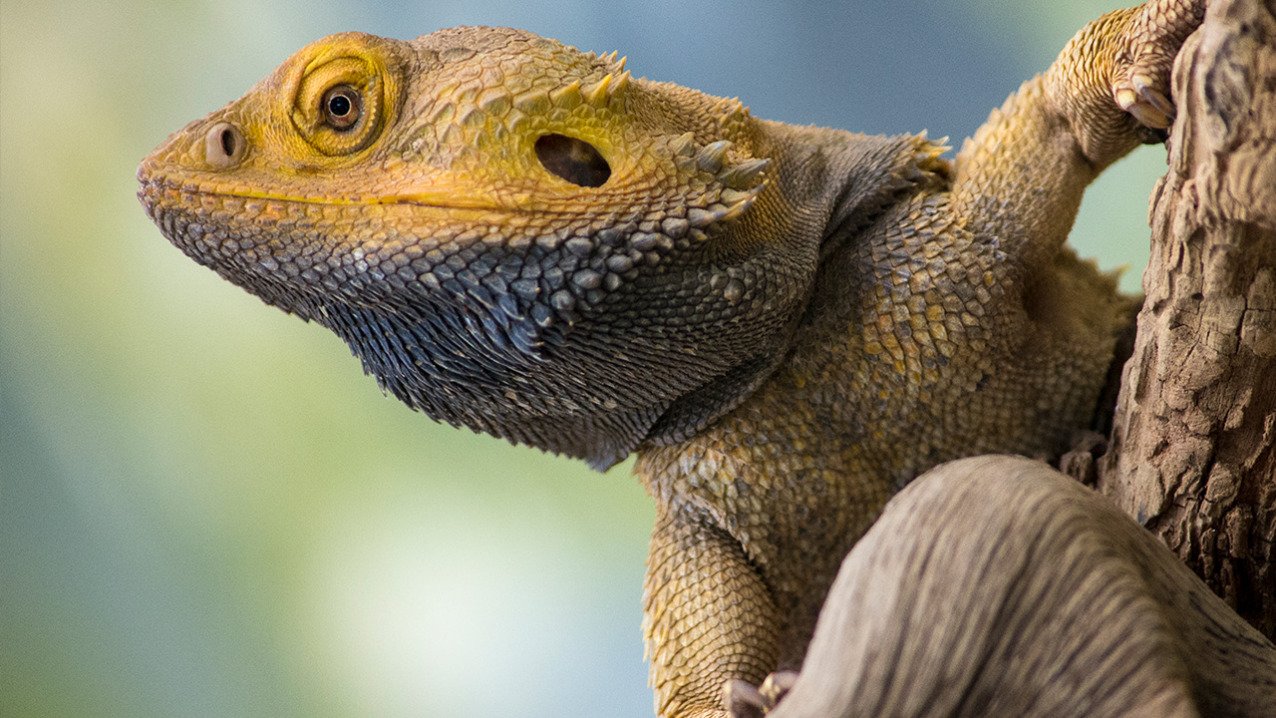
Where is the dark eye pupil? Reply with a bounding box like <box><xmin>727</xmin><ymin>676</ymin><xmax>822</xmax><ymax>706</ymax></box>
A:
<box><xmin>328</xmin><ymin>95</ymin><xmax>351</xmax><ymax>117</ymax></box>
<box><xmin>322</xmin><ymin>85</ymin><xmax>363</xmax><ymax>130</ymax></box>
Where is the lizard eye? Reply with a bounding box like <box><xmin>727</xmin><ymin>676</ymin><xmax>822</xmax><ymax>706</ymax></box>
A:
<box><xmin>293</xmin><ymin>53</ymin><xmax>391</xmax><ymax>157</ymax></box>
<box><xmin>322</xmin><ymin>85</ymin><xmax>363</xmax><ymax>130</ymax></box>
<box><xmin>535</xmin><ymin>134</ymin><xmax>611</xmax><ymax>187</ymax></box>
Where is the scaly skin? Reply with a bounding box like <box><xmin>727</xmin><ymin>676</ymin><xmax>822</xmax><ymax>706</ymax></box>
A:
<box><xmin>137</xmin><ymin>2</ymin><xmax>1205</xmax><ymax>716</ymax></box>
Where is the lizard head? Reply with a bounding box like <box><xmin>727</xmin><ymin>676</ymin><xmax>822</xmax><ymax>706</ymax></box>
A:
<box><xmin>137</xmin><ymin>27</ymin><xmax>834</xmax><ymax>469</ymax></box>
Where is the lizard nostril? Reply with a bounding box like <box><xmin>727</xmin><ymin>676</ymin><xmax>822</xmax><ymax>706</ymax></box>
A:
<box><xmin>204</xmin><ymin>122</ymin><xmax>246</xmax><ymax>169</ymax></box>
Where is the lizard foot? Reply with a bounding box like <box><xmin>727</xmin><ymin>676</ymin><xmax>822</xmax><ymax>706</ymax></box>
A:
<box><xmin>723</xmin><ymin>671</ymin><xmax>798</xmax><ymax>718</ymax></box>
<box><xmin>1113</xmin><ymin>0</ymin><xmax>1206</xmax><ymax>131</ymax></box>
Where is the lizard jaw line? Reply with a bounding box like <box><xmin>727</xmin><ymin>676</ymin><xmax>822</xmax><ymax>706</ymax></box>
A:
<box><xmin>209</xmin><ymin>189</ymin><xmax>493</xmax><ymax>211</ymax></box>
<box><xmin>140</xmin><ymin>175</ymin><xmax>504</xmax><ymax>213</ymax></box>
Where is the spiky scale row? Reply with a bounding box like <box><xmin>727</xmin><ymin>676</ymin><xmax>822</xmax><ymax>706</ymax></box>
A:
<box><xmin>721</xmin><ymin>158</ymin><xmax>771</xmax><ymax>190</ymax></box>
<box><xmin>670</xmin><ymin>131</ymin><xmax>696</xmax><ymax>157</ymax></box>
<box><xmin>542</xmin><ymin>69</ymin><xmax>631</xmax><ymax>112</ymax></box>
<box><xmin>697</xmin><ymin>140</ymin><xmax>732</xmax><ymax>173</ymax></box>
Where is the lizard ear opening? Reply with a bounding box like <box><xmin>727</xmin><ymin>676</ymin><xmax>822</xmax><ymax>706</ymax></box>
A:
<box><xmin>535</xmin><ymin>134</ymin><xmax>611</xmax><ymax>187</ymax></box>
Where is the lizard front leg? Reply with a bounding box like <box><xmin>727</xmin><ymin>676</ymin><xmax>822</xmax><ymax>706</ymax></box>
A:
<box><xmin>644</xmin><ymin>507</ymin><xmax>781</xmax><ymax>718</ymax></box>
<box><xmin>951</xmin><ymin>0</ymin><xmax>1205</xmax><ymax>271</ymax></box>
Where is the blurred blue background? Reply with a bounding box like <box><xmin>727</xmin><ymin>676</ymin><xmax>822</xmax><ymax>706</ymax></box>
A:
<box><xmin>2</xmin><ymin>1</ymin><xmax>1162</xmax><ymax>716</ymax></box>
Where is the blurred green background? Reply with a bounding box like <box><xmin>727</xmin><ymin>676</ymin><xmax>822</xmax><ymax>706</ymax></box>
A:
<box><xmin>2</xmin><ymin>1</ymin><xmax>1162</xmax><ymax>716</ymax></box>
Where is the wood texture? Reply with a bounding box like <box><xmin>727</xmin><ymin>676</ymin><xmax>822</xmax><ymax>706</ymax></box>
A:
<box><xmin>1095</xmin><ymin>0</ymin><xmax>1276</xmax><ymax>636</ymax></box>
<box><xmin>768</xmin><ymin>456</ymin><xmax>1276</xmax><ymax>718</ymax></box>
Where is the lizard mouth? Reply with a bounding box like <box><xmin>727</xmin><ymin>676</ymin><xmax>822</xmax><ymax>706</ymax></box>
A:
<box><xmin>135</xmin><ymin>159</ymin><xmax>508</xmax><ymax>214</ymax></box>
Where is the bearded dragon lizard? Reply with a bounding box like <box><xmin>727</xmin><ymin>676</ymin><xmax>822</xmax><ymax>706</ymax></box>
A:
<box><xmin>138</xmin><ymin>1</ymin><xmax>1205</xmax><ymax>715</ymax></box>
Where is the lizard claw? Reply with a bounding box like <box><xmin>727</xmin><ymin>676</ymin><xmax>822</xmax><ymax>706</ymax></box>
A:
<box><xmin>724</xmin><ymin>679</ymin><xmax>766</xmax><ymax>718</ymax></box>
<box><xmin>723</xmin><ymin>671</ymin><xmax>798</xmax><ymax>718</ymax></box>
<box><xmin>1112</xmin><ymin>0</ymin><xmax>1206</xmax><ymax>131</ymax></box>
<box><xmin>1115</xmin><ymin>74</ymin><xmax>1175</xmax><ymax>129</ymax></box>
<box><xmin>1116</xmin><ymin>71</ymin><xmax>1177</xmax><ymax>129</ymax></box>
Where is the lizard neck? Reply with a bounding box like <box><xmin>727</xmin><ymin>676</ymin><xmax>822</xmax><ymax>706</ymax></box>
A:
<box><xmin>635</xmin><ymin>129</ymin><xmax>951</xmax><ymax>664</ymax></box>
<box><xmin>638</xmin><ymin>125</ymin><xmax>951</xmax><ymax>459</ymax></box>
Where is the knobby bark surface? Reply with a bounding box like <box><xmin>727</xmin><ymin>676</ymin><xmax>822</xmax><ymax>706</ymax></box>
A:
<box><xmin>1095</xmin><ymin>0</ymin><xmax>1276</xmax><ymax>637</ymax></box>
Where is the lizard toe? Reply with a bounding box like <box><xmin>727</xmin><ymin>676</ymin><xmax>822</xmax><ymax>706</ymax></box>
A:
<box><xmin>722</xmin><ymin>671</ymin><xmax>798</xmax><ymax>717</ymax></box>
<box><xmin>724</xmin><ymin>679</ymin><xmax>766</xmax><ymax>718</ymax></box>
<box><xmin>1115</xmin><ymin>76</ymin><xmax>1174</xmax><ymax>129</ymax></box>
<box><xmin>1113</xmin><ymin>0</ymin><xmax>1206</xmax><ymax>130</ymax></box>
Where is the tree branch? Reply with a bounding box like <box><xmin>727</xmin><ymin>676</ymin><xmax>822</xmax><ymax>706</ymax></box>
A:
<box><xmin>769</xmin><ymin>457</ymin><xmax>1276</xmax><ymax>718</ymax></box>
<box><xmin>1096</xmin><ymin>0</ymin><xmax>1276</xmax><ymax>637</ymax></box>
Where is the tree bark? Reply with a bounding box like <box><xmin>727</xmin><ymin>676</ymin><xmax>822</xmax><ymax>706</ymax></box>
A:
<box><xmin>1094</xmin><ymin>0</ymin><xmax>1276</xmax><ymax>637</ymax></box>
